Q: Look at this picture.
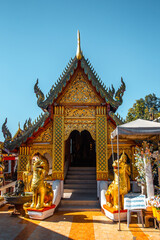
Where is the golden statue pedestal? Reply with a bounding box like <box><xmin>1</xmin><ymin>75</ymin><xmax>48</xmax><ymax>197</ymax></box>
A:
<box><xmin>103</xmin><ymin>152</ymin><xmax>130</xmax><ymax>221</ymax></box>
<box><xmin>103</xmin><ymin>204</ymin><xmax>127</xmax><ymax>221</ymax></box>
<box><xmin>25</xmin><ymin>204</ymin><xmax>56</xmax><ymax>220</ymax></box>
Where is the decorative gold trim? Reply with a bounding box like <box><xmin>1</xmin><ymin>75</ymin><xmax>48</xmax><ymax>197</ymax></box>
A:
<box><xmin>65</xmin><ymin>107</ymin><xmax>95</xmax><ymax>118</ymax></box>
<box><xmin>97</xmin><ymin>172</ymin><xmax>108</xmax><ymax>181</ymax></box>
<box><xmin>31</xmin><ymin>146</ymin><xmax>52</xmax><ymax>159</ymax></box>
<box><xmin>52</xmin><ymin>172</ymin><xmax>64</xmax><ymax>180</ymax></box>
<box><xmin>17</xmin><ymin>171</ymin><xmax>23</xmax><ymax>180</ymax></box>
<box><xmin>96</xmin><ymin>106</ymin><xmax>108</xmax><ymax>180</ymax></box>
<box><xmin>18</xmin><ymin>146</ymin><xmax>31</xmax><ymax>172</ymax></box>
<box><xmin>64</xmin><ymin>120</ymin><xmax>96</xmax><ymax>141</ymax></box>
<box><xmin>52</xmin><ymin>106</ymin><xmax>65</xmax><ymax>180</ymax></box>
<box><xmin>32</xmin><ymin>125</ymin><xmax>53</xmax><ymax>143</ymax></box>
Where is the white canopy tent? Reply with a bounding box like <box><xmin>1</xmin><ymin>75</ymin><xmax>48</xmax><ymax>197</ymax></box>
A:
<box><xmin>111</xmin><ymin>119</ymin><xmax>160</xmax><ymax>140</ymax></box>
<box><xmin>111</xmin><ymin>119</ymin><xmax>160</xmax><ymax>230</ymax></box>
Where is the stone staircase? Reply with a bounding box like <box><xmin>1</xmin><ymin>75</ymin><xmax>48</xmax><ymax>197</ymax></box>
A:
<box><xmin>57</xmin><ymin>167</ymin><xmax>100</xmax><ymax>211</ymax></box>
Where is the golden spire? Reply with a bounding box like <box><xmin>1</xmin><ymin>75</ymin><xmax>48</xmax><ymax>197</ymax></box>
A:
<box><xmin>76</xmin><ymin>30</ymin><xmax>82</xmax><ymax>60</ymax></box>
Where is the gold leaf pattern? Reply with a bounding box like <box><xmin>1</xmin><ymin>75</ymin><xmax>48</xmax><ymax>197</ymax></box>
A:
<box><xmin>59</xmin><ymin>72</ymin><xmax>101</xmax><ymax>104</ymax></box>
<box><xmin>64</xmin><ymin>119</ymin><xmax>96</xmax><ymax>141</ymax></box>
<box><xmin>65</xmin><ymin>107</ymin><xmax>95</xmax><ymax>118</ymax></box>
<box><xmin>33</xmin><ymin>126</ymin><xmax>53</xmax><ymax>143</ymax></box>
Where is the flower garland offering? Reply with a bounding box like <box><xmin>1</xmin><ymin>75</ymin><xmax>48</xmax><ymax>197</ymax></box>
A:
<box><xmin>134</xmin><ymin>142</ymin><xmax>159</xmax><ymax>187</ymax></box>
<box><xmin>148</xmin><ymin>195</ymin><xmax>160</xmax><ymax>210</ymax></box>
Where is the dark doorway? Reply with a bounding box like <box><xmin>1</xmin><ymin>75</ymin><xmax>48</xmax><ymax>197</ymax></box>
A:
<box><xmin>68</xmin><ymin>130</ymin><xmax>96</xmax><ymax>167</ymax></box>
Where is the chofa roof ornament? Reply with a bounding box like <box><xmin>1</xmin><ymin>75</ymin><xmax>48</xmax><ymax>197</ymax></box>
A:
<box><xmin>76</xmin><ymin>30</ymin><xmax>82</xmax><ymax>60</ymax></box>
<box><xmin>2</xmin><ymin>118</ymin><xmax>12</xmax><ymax>142</ymax></box>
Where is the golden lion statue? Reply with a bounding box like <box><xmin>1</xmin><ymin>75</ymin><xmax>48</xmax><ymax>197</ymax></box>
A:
<box><xmin>30</xmin><ymin>153</ymin><xmax>53</xmax><ymax>209</ymax></box>
<box><xmin>105</xmin><ymin>152</ymin><xmax>130</xmax><ymax>210</ymax></box>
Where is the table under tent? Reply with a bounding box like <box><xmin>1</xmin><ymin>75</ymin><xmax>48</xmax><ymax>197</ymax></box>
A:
<box><xmin>111</xmin><ymin>119</ymin><xmax>160</xmax><ymax>230</ymax></box>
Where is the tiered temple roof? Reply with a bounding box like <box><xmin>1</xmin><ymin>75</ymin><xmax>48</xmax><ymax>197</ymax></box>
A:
<box><xmin>34</xmin><ymin>56</ymin><xmax>126</xmax><ymax>112</ymax></box>
<box><xmin>2</xmin><ymin>31</ymin><xmax>125</xmax><ymax>151</ymax></box>
<box><xmin>2</xmin><ymin>112</ymin><xmax>49</xmax><ymax>151</ymax></box>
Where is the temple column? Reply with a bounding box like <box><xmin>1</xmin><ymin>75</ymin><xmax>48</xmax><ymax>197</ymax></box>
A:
<box><xmin>96</xmin><ymin>106</ymin><xmax>108</xmax><ymax>180</ymax></box>
<box><xmin>18</xmin><ymin>146</ymin><xmax>31</xmax><ymax>180</ymax></box>
<box><xmin>52</xmin><ymin>106</ymin><xmax>65</xmax><ymax>180</ymax></box>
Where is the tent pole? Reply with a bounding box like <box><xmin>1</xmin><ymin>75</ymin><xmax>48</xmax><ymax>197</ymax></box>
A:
<box><xmin>117</xmin><ymin>128</ymin><xmax>121</xmax><ymax>231</ymax></box>
<box><xmin>111</xmin><ymin>137</ymin><xmax>114</xmax><ymax>164</ymax></box>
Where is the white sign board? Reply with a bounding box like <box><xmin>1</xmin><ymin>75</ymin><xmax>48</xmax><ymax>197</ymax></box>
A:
<box><xmin>124</xmin><ymin>194</ymin><xmax>146</xmax><ymax>210</ymax></box>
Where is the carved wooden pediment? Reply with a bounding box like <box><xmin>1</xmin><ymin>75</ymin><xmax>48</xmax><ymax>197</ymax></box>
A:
<box><xmin>32</xmin><ymin>125</ymin><xmax>53</xmax><ymax>143</ymax></box>
<box><xmin>59</xmin><ymin>72</ymin><xmax>102</xmax><ymax>104</ymax></box>
<box><xmin>64</xmin><ymin>107</ymin><xmax>96</xmax><ymax>118</ymax></box>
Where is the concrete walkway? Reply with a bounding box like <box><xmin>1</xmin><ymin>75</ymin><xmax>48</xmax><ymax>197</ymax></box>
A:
<box><xmin>0</xmin><ymin>205</ymin><xmax>159</xmax><ymax>240</ymax></box>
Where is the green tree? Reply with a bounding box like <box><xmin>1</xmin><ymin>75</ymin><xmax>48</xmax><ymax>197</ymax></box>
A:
<box><xmin>126</xmin><ymin>93</ymin><xmax>160</xmax><ymax>122</ymax></box>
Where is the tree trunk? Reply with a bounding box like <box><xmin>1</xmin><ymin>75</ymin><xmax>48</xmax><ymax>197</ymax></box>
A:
<box><xmin>144</xmin><ymin>156</ymin><xmax>154</xmax><ymax>198</ymax></box>
<box><xmin>141</xmin><ymin>184</ymin><xmax>146</xmax><ymax>196</ymax></box>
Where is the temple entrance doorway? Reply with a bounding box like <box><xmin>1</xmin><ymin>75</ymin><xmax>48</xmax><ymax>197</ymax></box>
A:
<box><xmin>65</xmin><ymin>130</ymin><xmax>96</xmax><ymax>167</ymax></box>
<box><xmin>61</xmin><ymin>130</ymin><xmax>98</xmax><ymax>212</ymax></box>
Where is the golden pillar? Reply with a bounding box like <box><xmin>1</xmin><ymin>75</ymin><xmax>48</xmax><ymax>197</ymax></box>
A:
<box><xmin>52</xmin><ymin>106</ymin><xmax>64</xmax><ymax>180</ymax></box>
<box><xmin>96</xmin><ymin>106</ymin><xmax>108</xmax><ymax>180</ymax></box>
<box><xmin>18</xmin><ymin>146</ymin><xmax>31</xmax><ymax>180</ymax></box>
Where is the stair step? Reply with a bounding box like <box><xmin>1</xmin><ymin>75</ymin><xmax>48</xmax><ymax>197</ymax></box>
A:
<box><xmin>67</xmin><ymin>175</ymin><xmax>96</xmax><ymax>180</ymax></box>
<box><xmin>59</xmin><ymin>167</ymin><xmax>98</xmax><ymax>212</ymax></box>
<box><xmin>64</xmin><ymin>184</ymin><xmax>96</xmax><ymax>189</ymax></box>
<box><xmin>69</xmin><ymin>167</ymin><xmax>96</xmax><ymax>171</ymax></box>
<box><xmin>63</xmin><ymin>192</ymin><xmax>97</xmax><ymax>200</ymax></box>
<box><xmin>65</xmin><ymin>179</ymin><xmax>97</xmax><ymax>184</ymax></box>
<box><xmin>60</xmin><ymin>199</ymin><xmax>99</xmax><ymax>206</ymax></box>
<box><xmin>67</xmin><ymin>171</ymin><xmax>96</xmax><ymax>175</ymax></box>
<box><xmin>57</xmin><ymin>205</ymin><xmax>100</xmax><ymax>212</ymax></box>
<box><xmin>63</xmin><ymin>188</ymin><xmax>97</xmax><ymax>193</ymax></box>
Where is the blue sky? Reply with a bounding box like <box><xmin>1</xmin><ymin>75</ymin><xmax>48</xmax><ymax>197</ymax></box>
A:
<box><xmin>0</xmin><ymin>0</ymin><xmax>160</xmax><ymax>141</ymax></box>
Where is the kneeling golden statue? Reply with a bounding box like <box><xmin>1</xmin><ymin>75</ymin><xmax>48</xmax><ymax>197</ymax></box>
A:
<box><xmin>30</xmin><ymin>153</ymin><xmax>53</xmax><ymax>209</ymax></box>
<box><xmin>105</xmin><ymin>152</ymin><xmax>130</xmax><ymax>210</ymax></box>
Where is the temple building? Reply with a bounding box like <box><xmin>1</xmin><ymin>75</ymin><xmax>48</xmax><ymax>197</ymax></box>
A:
<box><xmin>1</xmin><ymin>31</ymin><xmax>137</xmax><ymax>197</ymax></box>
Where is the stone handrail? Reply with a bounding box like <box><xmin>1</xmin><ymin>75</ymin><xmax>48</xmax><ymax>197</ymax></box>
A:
<box><xmin>0</xmin><ymin>181</ymin><xmax>16</xmax><ymax>196</ymax></box>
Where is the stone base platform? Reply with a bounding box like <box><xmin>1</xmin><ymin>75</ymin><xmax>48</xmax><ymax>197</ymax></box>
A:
<box><xmin>26</xmin><ymin>205</ymin><xmax>56</xmax><ymax>220</ymax></box>
<box><xmin>103</xmin><ymin>205</ymin><xmax>127</xmax><ymax>221</ymax></box>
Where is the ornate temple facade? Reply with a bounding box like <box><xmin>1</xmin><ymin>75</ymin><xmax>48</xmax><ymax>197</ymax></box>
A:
<box><xmin>2</xmin><ymin>32</ymin><xmax>137</xmax><ymax>184</ymax></box>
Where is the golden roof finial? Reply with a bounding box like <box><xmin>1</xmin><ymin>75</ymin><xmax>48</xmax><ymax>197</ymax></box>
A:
<box><xmin>76</xmin><ymin>30</ymin><xmax>82</xmax><ymax>60</ymax></box>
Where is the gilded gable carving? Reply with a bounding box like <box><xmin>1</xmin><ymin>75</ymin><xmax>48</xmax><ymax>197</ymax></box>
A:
<box><xmin>31</xmin><ymin>146</ymin><xmax>52</xmax><ymax>158</ymax></box>
<box><xmin>65</xmin><ymin>107</ymin><xmax>95</xmax><ymax>118</ymax></box>
<box><xmin>33</xmin><ymin>125</ymin><xmax>53</xmax><ymax>143</ymax></box>
<box><xmin>59</xmin><ymin>72</ymin><xmax>101</xmax><ymax>104</ymax></box>
<box><xmin>64</xmin><ymin>119</ymin><xmax>96</xmax><ymax>141</ymax></box>
<box><xmin>64</xmin><ymin>106</ymin><xmax>96</xmax><ymax>141</ymax></box>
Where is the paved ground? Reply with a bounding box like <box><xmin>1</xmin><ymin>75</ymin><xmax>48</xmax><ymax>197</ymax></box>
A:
<box><xmin>0</xmin><ymin>204</ymin><xmax>160</xmax><ymax>240</ymax></box>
